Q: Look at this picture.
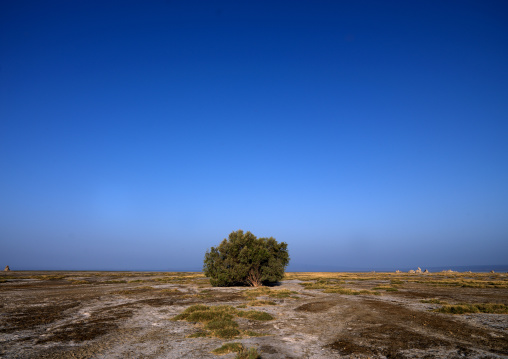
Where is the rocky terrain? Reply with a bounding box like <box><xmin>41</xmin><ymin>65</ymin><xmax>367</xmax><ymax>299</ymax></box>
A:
<box><xmin>1</xmin><ymin>271</ymin><xmax>507</xmax><ymax>358</ymax></box>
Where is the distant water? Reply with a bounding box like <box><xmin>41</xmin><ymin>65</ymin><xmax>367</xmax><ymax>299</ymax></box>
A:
<box><xmin>286</xmin><ymin>264</ymin><xmax>508</xmax><ymax>273</ymax></box>
<box><xmin>421</xmin><ymin>265</ymin><xmax>508</xmax><ymax>273</ymax></box>
<box><xmin>12</xmin><ymin>265</ymin><xmax>508</xmax><ymax>273</ymax></box>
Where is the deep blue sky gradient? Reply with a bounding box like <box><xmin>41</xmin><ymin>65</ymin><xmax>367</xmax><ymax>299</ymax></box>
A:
<box><xmin>1</xmin><ymin>1</ymin><xmax>507</xmax><ymax>270</ymax></box>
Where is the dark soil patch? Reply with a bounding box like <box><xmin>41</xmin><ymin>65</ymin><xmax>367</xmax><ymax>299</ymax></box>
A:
<box><xmin>365</xmin><ymin>299</ymin><xmax>508</xmax><ymax>354</ymax></box>
<box><xmin>259</xmin><ymin>345</ymin><xmax>278</xmax><ymax>354</ymax></box>
<box><xmin>38</xmin><ymin>320</ymin><xmax>118</xmax><ymax>343</ymax></box>
<box><xmin>327</xmin><ymin>323</ymin><xmax>452</xmax><ymax>357</ymax></box>
<box><xmin>395</xmin><ymin>284</ymin><xmax>508</xmax><ymax>304</ymax></box>
<box><xmin>38</xmin><ymin>306</ymin><xmax>134</xmax><ymax>343</ymax></box>
<box><xmin>362</xmin><ymin>323</ymin><xmax>451</xmax><ymax>356</ymax></box>
<box><xmin>327</xmin><ymin>339</ymin><xmax>378</xmax><ymax>356</ymax></box>
<box><xmin>0</xmin><ymin>302</ymin><xmax>79</xmax><ymax>333</ymax></box>
<box><xmin>18</xmin><ymin>344</ymin><xmax>104</xmax><ymax>359</ymax></box>
<box><xmin>295</xmin><ymin>301</ymin><xmax>337</xmax><ymax>313</ymax></box>
<box><xmin>136</xmin><ymin>298</ymin><xmax>174</xmax><ymax>307</ymax></box>
<box><xmin>331</xmin><ymin>298</ymin><xmax>508</xmax><ymax>357</ymax></box>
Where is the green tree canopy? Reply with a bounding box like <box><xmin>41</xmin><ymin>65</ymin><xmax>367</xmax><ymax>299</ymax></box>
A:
<box><xmin>203</xmin><ymin>230</ymin><xmax>290</xmax><ymax>287</ymax></box>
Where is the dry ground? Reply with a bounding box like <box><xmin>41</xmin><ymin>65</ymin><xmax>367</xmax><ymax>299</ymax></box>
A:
<box><xmin>1</xmin><ymin>271</ymin><xmax>507</xmax><ymax>358</ymax></box>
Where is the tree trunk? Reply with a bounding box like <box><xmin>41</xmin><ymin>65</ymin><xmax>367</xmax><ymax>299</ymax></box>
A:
<box><xmin>246</xmin><ymin>268</ymin><xmax>262</xmax><ymax>287</ymax></box>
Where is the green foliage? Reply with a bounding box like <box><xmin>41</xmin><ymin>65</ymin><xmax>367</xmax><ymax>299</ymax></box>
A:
<box><xmin>203</xmin><ymin>230</ymin><xmax>290</xmax><ymax>287</ymax></box>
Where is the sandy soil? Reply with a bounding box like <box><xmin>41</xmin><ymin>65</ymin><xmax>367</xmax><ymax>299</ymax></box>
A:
<box><xmin>0</xmin><ymin>271</ymin><xmax>507</xmax><ymax>358</ymax></box>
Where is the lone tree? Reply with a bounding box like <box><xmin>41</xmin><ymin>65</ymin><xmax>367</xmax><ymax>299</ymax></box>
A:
<box><xmin>203</xmin><ymin>230</ymin><xmax>290</xmax><ymax>287</ymax></box>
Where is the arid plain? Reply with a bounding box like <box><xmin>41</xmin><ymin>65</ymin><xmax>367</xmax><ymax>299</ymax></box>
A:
<box><xmin>1</xmin><ymin>271</ymin><xmax>507</xmax><ymax>358</ymax></box>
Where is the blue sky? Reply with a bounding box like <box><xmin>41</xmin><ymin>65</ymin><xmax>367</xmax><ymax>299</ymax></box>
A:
<box><xmin>1</xmin><ymin>1</ymin><xmax>507</xmax><ymax>271</ymax></box>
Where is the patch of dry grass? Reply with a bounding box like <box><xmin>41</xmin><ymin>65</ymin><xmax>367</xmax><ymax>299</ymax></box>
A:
<box><xmin>435</xmin><ymin>303</ymin><xmax>508</xmax><ymax>314</ymax></box>
<box><xmin>70</xmin><ymin>280</ymin><xmax>91</xmax><ymax>285</ymax></box>
<box><xmin>27</xmin><ymin>274</ymin><xmax>68</xmax><ymax>281</ymax></box>
<box><xmin>188</xmin><ymin>331</ymin><xmax>208</xmax><ymax>338</ymax></box>
<box><xmin>128</xmin><ymin>279</ymin><xmax>155</xmax><ymax>283</ymax></box>
<box><xmin>212</xmin><ymin>343</ymin><xmax>261</xmax><ymax>359</ymax></box>
<box><xmin>323</xmin><ymin>287</ymin><xmax>380</xmax><ymax>295</ymax></box>
<box><xmin>172</xmin><ymin>304</ymin><xmax>274</xmax><ymax>338</ymax></box>
<box><xmin>247</xmin><ymin>300</ymin><xmax>277</xmax><ymax>306</ymax></box>
<box><xmin>300</xmin><ymin>280</ymin><xmax>340</xmax><ymax>290</ymax></box>
<box><xmin>243</xmin><ymin>330</ymin><xmax>266</xmax><ymax>337</ymax></box>
<box><xmin>236</xmin><ymin>310</ymin><xmax>274</xmax><ymax>321</ymax></box>
<box><xmin>286</xmin><ymin>272</ymin><xmax>508</xmax><ymax>293</ymax></box>
<box><xmin>420</xmin><ymin>299</ymin><xmax>448</xmax><ymax>304</ymax></box>
<box><xmin>298</xmin><ymin>277</ymin><xmax>380</xmax><ymax>295</ymax></box>
<box><xmin>235</xmin><ymin>347</ymin><xmax>261</xmax><ymax>359</ymax></box>
<box><xmin>268</xmin><ymin>289</ymin><xmax>298</xmax><ymax>298</ymax></box>
<box><xmin>372</xmin><ymin>286</ymin><xmax>398</xmax><ymax>292</ymax></box>
<box><xmin>212</xmin><ymin>342</ymin><xmax>244</xmax><ymax>354</ymax></box>
<box><xmin>242</xmin><ymin>286</ymin><xmax>298</xmax><ymax>300</ymax></box>
<box><xmin>411</xmin><ymin>279</ymin><xmax>508</xmax><ymax>288</ymax></box>
<box><xmin>103</xmin><ymin>280</ymin><xmax>127</xmax><ymax>284</ymax></box>
<box><xmin>113</xmin><ymin>286</ymin><xmax>155</xmax><ymax>295</ymax></box>
<box><xmin>243</xmin><ymin>287</ymin><xmax>272</xmax><ymax>299</ymax></box>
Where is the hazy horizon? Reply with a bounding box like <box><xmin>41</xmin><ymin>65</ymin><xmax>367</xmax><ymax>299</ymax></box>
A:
<box><xmin>1</xmin><ymin>1</ymin><xmax>507</xmax><ymax>271</ymax></box>
<box><xmin>5</xmin><ymin>264</ymin><xmax>508</xmax><ymax>274</ymax></box>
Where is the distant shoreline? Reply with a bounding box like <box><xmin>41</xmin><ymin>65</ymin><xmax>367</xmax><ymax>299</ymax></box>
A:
<box><xmin>4</xmin><ymin>264</ymin><xmax>508</xmax><ymax>273</ymax></box>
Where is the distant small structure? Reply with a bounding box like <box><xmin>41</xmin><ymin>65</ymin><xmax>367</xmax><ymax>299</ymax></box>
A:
<box><xmin>423</xmin><ymin>269</ymin><xmax>429</xmax><ymax>274</ymax></box>
<box><xmin>408</xmin><ymin>269</ymin><xmax>415</xmax><ymax>274</ymax></box>
<box><xmin>466</xmin><ymin>271</ymin><xmax>472</xmax><ymax>273</ymax></box>
<box><xmin>395</xmin><ymin>270</ymin><xmax>401</xmax><ymax>273</ymax></box>
<box><xmin>415</xmin><ymin>267</ymin><xmax>422</xmax><ymax>274</ymax></box>
<box><xmin>490</xmin><ymin>270</ymin><xmax>495</xmax><ymax>273</ymax></box>
<box><xmin>4</xmin><ymin>265</ymin><xmax>10</xmax><ymax>271</ymax></box>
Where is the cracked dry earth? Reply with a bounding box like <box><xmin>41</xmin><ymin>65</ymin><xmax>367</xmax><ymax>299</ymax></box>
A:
<box><xmin>0</xmin><ymin>271</ymin><xmax>507</xmax><ymax>358</ymax></box>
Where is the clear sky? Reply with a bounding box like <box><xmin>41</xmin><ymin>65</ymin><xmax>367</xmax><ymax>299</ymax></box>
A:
<box><xmin>1</xmin><ymin>1</ymin><xmax>507</xmax><ymax>271</ymax></box>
